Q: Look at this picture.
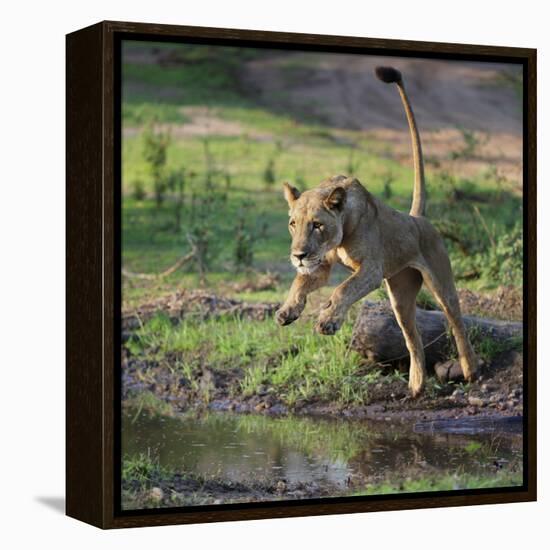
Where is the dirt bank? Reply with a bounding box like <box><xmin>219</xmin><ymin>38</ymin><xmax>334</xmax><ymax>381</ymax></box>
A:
<box><xmin>201</xmin><ymin>348</ymin><xmax>524</xmax><ymax>422</ymax></box>
<box><xmin>122</xmin><ymin>473</ymin><xmax>343</xmax><ymax>510</ymax></box>
<box><xmin>243</xmin><ymin>54</ymin><xmax>522</xmax><ymax>134</ymax></box>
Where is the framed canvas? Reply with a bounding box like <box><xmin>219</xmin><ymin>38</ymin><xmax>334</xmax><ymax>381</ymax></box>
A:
<box><xmin>66</xmin><ymin>20</ymin><xmax>536</xmax><ymax>529</ymax></box>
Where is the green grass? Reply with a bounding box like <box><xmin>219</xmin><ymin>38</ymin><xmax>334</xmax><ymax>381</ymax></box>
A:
<box><xmin>469</xmin><ymin>329</ymin><xmax>524</xmax><ymax>363</ymax></box>
<box><xmin>123</xmin><ymin>103</ymin><xmax>189</xmax><ymax>125</ymax></box>
<box><xmin>357</xmin><ymin>470</ymin><xmax>523</xmax><ymax>495</ymax></box>
<box><xmin>122</xmin><ymin>450</ymin><xmax>172</xmax><ymax>486</ymax></box>
<box><xmin>126</xmin><ymin>310</ymin><xmax>384</xmax><ymax>407</ymax></box>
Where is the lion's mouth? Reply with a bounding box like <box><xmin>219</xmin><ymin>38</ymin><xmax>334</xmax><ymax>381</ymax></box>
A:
<box><xmin>290</xmin><ymin>248</ymin><xmax>325</xmax><ymax>274</ymax></box>
<box><xmin>293</xmin><ymin>257</ymin><xmax>322</xmax><ymax>274</ymax></box>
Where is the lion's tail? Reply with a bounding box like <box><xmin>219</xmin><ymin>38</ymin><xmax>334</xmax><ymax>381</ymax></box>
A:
<box><xmin>375</xmin><ymin>66</ymin><xmax>426</xmax><ymax>217</ymax></box>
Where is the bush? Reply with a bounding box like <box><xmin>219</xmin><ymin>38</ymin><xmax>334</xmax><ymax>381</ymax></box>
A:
<box><xmin>263</xmin><ymin>158</ymin><xmax>276</xmax><ymax>189</ymax></box>
<box><xmin>483</xmin><ymin>222</ymin><xmax>523</xmax><ymax>287</ymax></box>
<box><xmin>142</xmin><ymin>122</ymin><xmax>171</xmax><ymax>207</ymax></box>
<box><xmin>131</xmin><ymin>179</ymin><xmax>146</xmax><ymax>201</ymax></box>
<box><xmin>233</xmin><ymin>200</ymin><xmax>257</xmax><ymax>271</ymax></box>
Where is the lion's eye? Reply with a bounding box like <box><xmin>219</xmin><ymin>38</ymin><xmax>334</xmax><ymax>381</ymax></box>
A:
<box><xmin>312</xmin><ymin>221</ymin><xmax>323</xmax><ymax>230</ymax></box>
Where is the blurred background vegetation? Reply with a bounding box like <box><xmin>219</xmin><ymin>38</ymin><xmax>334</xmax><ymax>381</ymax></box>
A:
<box><xmin>122</xmin><ymin>41</ymin><xmax>523</xmax><ymax>311</ymax></box>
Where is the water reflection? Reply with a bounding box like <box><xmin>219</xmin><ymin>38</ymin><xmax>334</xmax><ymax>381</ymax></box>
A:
<box><xmin>122</xmin><ymin>411</ymin><xmax>522</xmax><ymax>489</ymax></box>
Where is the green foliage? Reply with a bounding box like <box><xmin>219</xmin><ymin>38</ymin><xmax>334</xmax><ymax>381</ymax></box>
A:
<box><xmin>165</xmin><ymin>168</ymin><xmax>186</xmax><ymax>232</ymax></box>
<box><xmin>122</xmin><ymin>134</ymin><xmax>523</xmax><ymax>302</ymax></box>
<box><xmin>449</xmin><ymin>220</ymin><xmax>523</xmax><ymax>289</ymax></box>
<box><xmin>130</xmin><ymin>179</ymin><xmax>146</xmax><ymax>201</ymax></box>
<box><xmin>468</xmin><ymin>323</ymin><xmax>523</xmax><ymax>362</ymax></box>
<box><xmin>142</xmin><ymin>123</ymin><xmax>171</xmax><ymax>207</ymax></box>
<box><xmin>125</xmin><ymin>313</ymin><xmax>173</xmax><ymax>356</ymax></box>
<box><xmin>346</xmin><ymin>146</ymin><xmax>361</xmax><ymax>176</ymax></box>
<box><xmin>450</xmin><ymin>127</ymin><xmax>488</xmax><ymax>160</ymax></box>
<box><xmin>122</xmin><ymin>450</ymin><xmax>171</xmax><ymax>487</ymax></box>
<box><xmin>142</xmin><ymin>124</ymin><xmax>170</xmax><ymax>173</ymax></box>
<box><xmin>187</xmin><ymin>188</ymin><xmax>227</xmax><ymax>281</ymax></box>
<box><xmin>123</xmin><ymin>103</ymin><xmax>188</xmax><ymax>125</ymax></box>
<box><xmin>416</xmin><ymin>288</ymin><xmax>438</xmax><ymax>310</ymax></box>
<box><xmin>465</xmin><ymin>441</ymin><xmax>482</xmax><ymax>453</ymax></box>
<box><xmin>427</xmin><ymin>170</ymin><xmax>522</xmax><ymax>289</ymax></box>
<box><xmin>382</xmin><ymin>172</ymin><xmax>394</xmax><ymax>200</ymax></box>
<box><xmin>233</xmin><ymin>200</ymin><xmax>258</xmax><ymax>271</ymax></box>
<box><xmin>262</xmin><ymin>141</ymin><xmax>287</xmax><ymax>190</ymax></box>
<box><xmin>294</xmin><ymin>170</ymin><xmax>307</xmax><ymax>189</ymax></box>
<box><xmin>483</xmin><ymin>221</ymin><xmax>523</xmax><ymax>287</ymax></box>
<box><xmin>262</xmin><ymin>158</ymin><xmax>276</xmax><ymax>189</ymax></box>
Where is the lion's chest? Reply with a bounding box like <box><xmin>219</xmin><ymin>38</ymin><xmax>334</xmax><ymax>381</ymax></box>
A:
<box><xmin>336</xmin><ymin>247</ymin><xmax>361</xmax><ymax>271</ymax></box>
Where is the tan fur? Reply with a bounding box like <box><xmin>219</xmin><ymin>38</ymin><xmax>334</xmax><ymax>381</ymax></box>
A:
<box><xmin>276</xmin><ymin>69</ymin><xmax>477</xmax><ymax>397</ymax></box>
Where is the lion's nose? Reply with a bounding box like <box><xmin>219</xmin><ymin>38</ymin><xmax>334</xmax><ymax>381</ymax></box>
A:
<box><xmin>293</xmin><ymin>252</ymin><xmax>308</xmax><ymax>261</ymax></box>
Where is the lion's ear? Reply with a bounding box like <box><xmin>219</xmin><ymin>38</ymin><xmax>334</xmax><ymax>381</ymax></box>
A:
<box><xmin>283</xmin><ymin>182</ymin><xmax>301</xmax><ymax>205</ymax></box>
<box><xmin>324</xmin><ymin>187</ymin><xmax>346</xmax><ymax>211</ymax></box>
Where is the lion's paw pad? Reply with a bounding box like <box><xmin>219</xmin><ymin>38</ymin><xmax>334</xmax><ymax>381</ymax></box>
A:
<box><xmin>315</xmin><ymin>319</ymin><xmax>341</xmax><ymax>335</ymax></box>
<box><xmin>275</xmin><ymin>308</ymin><xmax>299</xmax><ymax>326</ymax></box>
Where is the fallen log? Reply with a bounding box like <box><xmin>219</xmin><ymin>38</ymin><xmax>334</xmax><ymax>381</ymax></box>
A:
<box><xmin>350</xmin><ymin>301</ymin><xmax>522</xmax><ymax>372</ymax></box>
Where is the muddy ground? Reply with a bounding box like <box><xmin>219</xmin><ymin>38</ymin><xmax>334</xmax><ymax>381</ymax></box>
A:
<box><xmin>122</xmin><ymin>474</ymin><xmax>344</xmax><ymax>510</ymax></box>
<box><xmin>122</xmin><ymin>287</ymin><xmax>524</xmax><ymax>424</ymax></box>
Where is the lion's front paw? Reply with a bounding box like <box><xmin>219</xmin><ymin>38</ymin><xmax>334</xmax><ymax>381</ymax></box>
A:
<box><xmin>275</xmin><ymin>305</ymin><xmax>301</xmax><ymax>326</ymax></box>
<box><xmin>315</xmin><ymin>310</ymin><xmax>344</xmax><ymax>335</ymax></box>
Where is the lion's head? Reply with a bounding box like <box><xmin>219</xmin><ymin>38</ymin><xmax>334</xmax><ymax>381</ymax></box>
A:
<box><xmin>283</xmin><ymin>178</ymin><xmax>347</xmax><ymax>274</ymax></box>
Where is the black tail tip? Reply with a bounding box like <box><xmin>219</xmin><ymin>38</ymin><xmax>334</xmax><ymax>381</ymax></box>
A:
<box><xmin>375</xmin><ymin>66</ymin><xmax>402</xmax><ymax>84</ymax></box>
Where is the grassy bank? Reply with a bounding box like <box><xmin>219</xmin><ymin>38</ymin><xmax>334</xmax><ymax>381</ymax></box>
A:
<box><xmin>123</xmin><ymin>306</ymin><xmax>523</xmax><ymax>416</ymax></box>
<box><xmin>125</xmin><ymin>310</ymin><xmax>403</xmax><ymax>409</ymax></box>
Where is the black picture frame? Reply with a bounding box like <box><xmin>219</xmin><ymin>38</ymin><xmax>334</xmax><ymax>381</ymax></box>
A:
<box><xmin>66</xmin><ymin>20</ymin><xmax>537</xmax><ymax>529</ymax></box>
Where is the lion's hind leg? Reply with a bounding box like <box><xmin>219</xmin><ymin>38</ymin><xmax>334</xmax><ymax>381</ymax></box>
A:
<box><xmin>386</xmin><ymin>267</ymin><xmax>426</xmax><ymax>397</ymax></box>
<box><xmin>418</xmin><ymin>251</ymin><xmax>478</xmax><ymax>383</ymax></box>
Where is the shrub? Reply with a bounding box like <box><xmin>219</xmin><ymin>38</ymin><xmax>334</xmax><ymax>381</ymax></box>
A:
<box><xmin>142</xmin><ymin>122</ymin><xmax>171</xmax><ymax>207</ymax></box>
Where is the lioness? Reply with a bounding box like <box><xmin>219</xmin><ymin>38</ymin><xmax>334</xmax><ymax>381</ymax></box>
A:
<box><xmin>275</xmin><ymin>66</ymin><xmax>477</xmax><ymax>397</ymax></box>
